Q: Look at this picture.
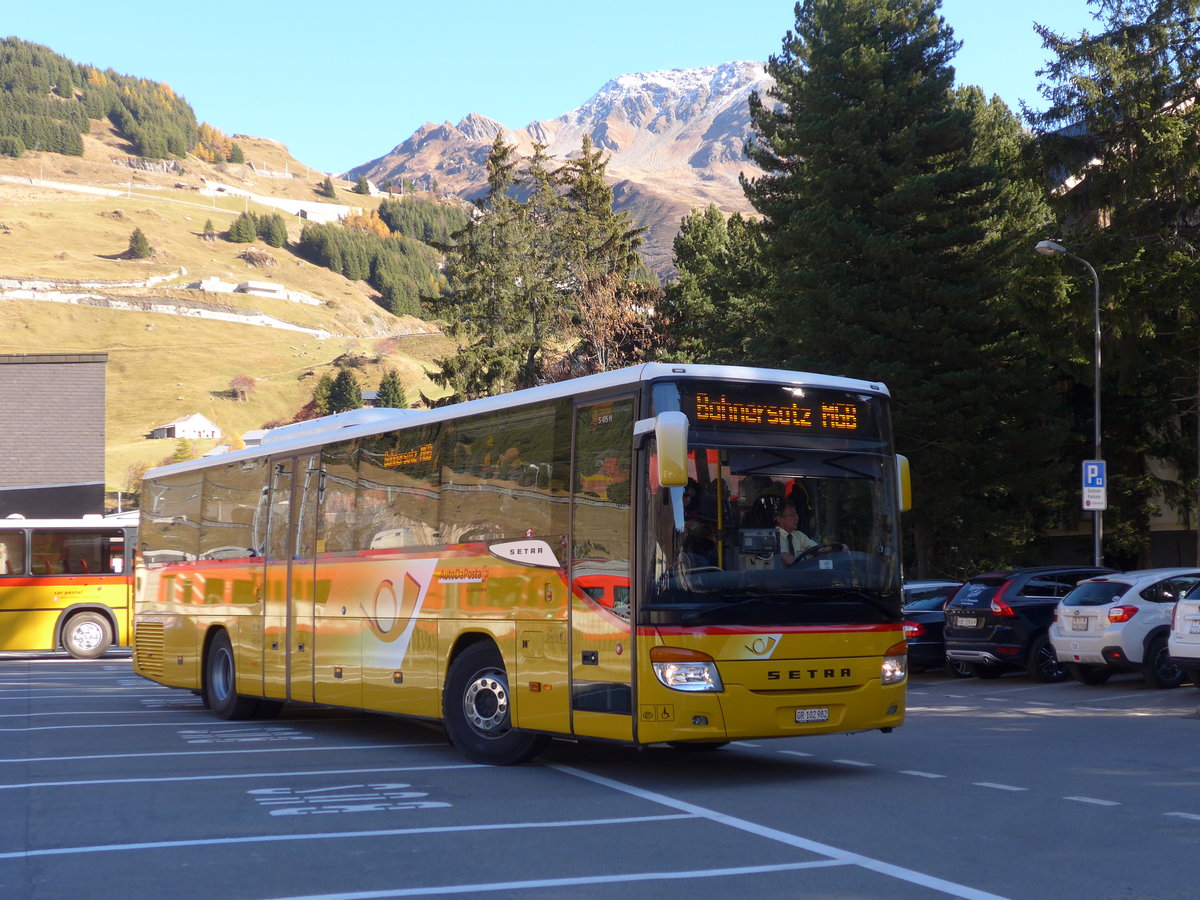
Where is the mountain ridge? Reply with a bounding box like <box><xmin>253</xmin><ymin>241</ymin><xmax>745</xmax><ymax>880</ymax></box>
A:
<box><xmin>347</xmin><ymin>61</ymin><xmax>772</xmax><ymax>278</ymax></box>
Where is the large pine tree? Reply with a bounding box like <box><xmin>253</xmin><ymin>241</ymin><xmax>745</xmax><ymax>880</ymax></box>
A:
<box><xmin>742</xmin><ymin>0</ymin><xmax>1069</xmax><ymax>574</ymax></box>
<box><xmin>1028</xmin><ymin>0</ymin><xmax>1200</xmax><ymax>565</ymax></box>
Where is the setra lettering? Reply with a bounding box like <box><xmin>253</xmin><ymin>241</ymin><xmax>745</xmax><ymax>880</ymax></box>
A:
<box><xmin>766</xmin><ymin>668</ymin><xmax>853</xmax><ymax>681</ymax></box>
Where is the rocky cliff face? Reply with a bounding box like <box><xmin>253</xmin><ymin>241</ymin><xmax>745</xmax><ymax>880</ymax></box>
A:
<box><xmin>347</xmin><ymin>61</ymin><xmax>772</xmax><ymax>279</ymax></box>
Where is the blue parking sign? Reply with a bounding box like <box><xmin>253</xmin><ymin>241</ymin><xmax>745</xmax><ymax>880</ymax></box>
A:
<box><xmin>1082</xmin><ymin>460</ymin><xmax>1107</xmax><ymax>510</ymax></box>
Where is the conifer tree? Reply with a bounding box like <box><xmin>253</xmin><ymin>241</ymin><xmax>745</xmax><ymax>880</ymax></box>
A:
<box><xmin>375</xmin><ymin>369</ymin><xmax>407</xmax><ymax>409</ymax></box>
<box><xmin>329</xmin><ymin>368</ymin><xmax>363</xmax><ymax>413</ymax></box>
<box><xmin>661</xmin><ymin>205</ymin><xmax>767</xmax><ymax>364</ymax></box>
<box><xmin>229</xmin><ymin>142</ymin><xmax>244</xmax><ymax>163</ymax></box>
<box><xmin>318</xmin><ymin>175</ymin><xmax>337</xmax><ymax>198</ymax></box>
<box><xmin>743</xmin><ymin>0</ymin><xmax>1068</xmax><ymax>574</ymax></box>
<box><xmin>127</xmin><ymin>227</ymin><xmax>151</xmax><ymax>259</ymax></box>
<box><xmin>1028</xmin><ymin>0</ymin><xmax>1200</xmax><ymax>565</ymax></box>
<box><xmin>353</xmin><ymin>176</ymin><xmax>371</xmax><ymax>195</ymax></box>
<box><xmin>428</xmin><ymin>133</ymin><xmax>539</xmax><ymax>400</ymax></box>
<box><xmin>311</xmin><ymin>372</ymin><xmax>335</xmax><ymax>417</ymax></box>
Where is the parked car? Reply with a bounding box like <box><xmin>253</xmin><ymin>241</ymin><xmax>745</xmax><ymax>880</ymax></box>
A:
<box><xmin>902</xmin><ymin>581</ymin><xmax>969</xmax><ymax>676</ymax></box>
<box><xmin>1168</xmin><ymin>579</ymin><xmax>1200</xmax><ymax>689</ymax></box>
<box><xmin>944</xmin><ymin>566</ymin><xmax>1116</xmax><ymax>682</ymax></box>
<box><xmin>1049</xmin><ymin>568</ymin><xmax>1200</xmax><ymax>688</ymax></box>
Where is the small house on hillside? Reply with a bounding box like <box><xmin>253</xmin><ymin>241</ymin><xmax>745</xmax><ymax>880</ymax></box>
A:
<box><xmin>151</xmin><ymin>413</ymin><xmax>222</xmax><ymax>441</ymax></box>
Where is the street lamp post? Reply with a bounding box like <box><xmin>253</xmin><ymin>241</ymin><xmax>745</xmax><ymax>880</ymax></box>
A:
<box><xmin>1035</xmin><ymin>239</ymin><xmax>1103</xmax><ymax>567</ymax></box>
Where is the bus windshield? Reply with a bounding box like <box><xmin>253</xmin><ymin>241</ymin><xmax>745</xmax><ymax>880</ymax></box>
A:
<box><xmin>642</xmin><ymin>442</ymin><xmax>902</xmax><ymax>627</ymax></box>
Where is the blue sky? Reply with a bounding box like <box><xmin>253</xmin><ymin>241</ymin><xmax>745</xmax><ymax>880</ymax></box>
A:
<box><xmin>6</xmin><ymin>0</ymin><xmax>1099</xmax><ymax>174</ymax></box>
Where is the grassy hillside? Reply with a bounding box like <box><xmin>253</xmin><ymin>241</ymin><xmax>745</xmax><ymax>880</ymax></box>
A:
<box><xmin>0</xmin><ymin>121</ymin><xmax>455</xmax><ymax>499</ymax></box>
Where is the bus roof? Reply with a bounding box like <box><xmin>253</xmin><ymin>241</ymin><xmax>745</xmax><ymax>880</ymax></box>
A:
<box><xmin>0</xmin><ymin>512</ymin><xmax>137</xmax><ymax>530</ymax></box>
<box><xmin>143</xmin><ymin>362</ymin><xmax>891</xmax><ymax>480</ymax></box>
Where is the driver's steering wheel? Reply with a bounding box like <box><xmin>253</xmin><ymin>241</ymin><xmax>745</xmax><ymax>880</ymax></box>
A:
<box><xmin>796</xmin><ymin>542</ymin><xmax>846</xmax><ymax>561</ymax></box>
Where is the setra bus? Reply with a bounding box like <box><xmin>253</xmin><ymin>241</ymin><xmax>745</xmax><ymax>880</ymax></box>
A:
<box><xmin>0</xmin><ymin>514</ymin><xmax>137</xmax><ymax>658</ymax></box>
<box><xmin>132</xmin><ymin>363</ymin><xmax>911</xmax><ymax>764</ymax></box>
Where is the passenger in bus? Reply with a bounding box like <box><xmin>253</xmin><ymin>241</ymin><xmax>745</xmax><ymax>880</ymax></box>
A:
<box><xmin>682</xmin><ymin>478</ymin><xmax>701</xmax><ymax>520</ymax></box>
<box><xmin>683</xmin><ymin>496</ymin><xmax>720</xmax><ymax>568</ymax></box>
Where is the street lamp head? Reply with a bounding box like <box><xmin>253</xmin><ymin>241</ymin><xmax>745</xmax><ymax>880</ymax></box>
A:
<box><xmin>1035</xmin><ymin>239</ymin><xmax>1067</xmax><ymax>256</ymax></box>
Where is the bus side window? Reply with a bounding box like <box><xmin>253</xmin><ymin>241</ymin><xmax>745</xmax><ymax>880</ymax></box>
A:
<box><xmin>0</xmin><ymin>534</ymin><xmax>23</xmax><ymax>575</ymax></box>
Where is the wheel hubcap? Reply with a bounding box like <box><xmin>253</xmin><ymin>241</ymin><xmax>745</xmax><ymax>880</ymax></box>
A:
<box><xmin>212</xmin><ymin>650</ymin><xmax>233</xmax><ymax>700</ymax></box>
<box><xmin>72</xmin><ymin>622</ymin><xmax>104</xmax><ymax>651</ymax></box>
<box><xmin>463</xmin><ymin>669</ymin><xmax>509</xmax><ymax>735</ymax></box>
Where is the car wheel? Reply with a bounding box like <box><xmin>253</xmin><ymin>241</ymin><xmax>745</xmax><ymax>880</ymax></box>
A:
<box><xmin>969</xmin><ymin>663</ymin><xmax>1004</xmax><ymax>679</ymax></box>
<box><xmin>945</xmin><ymin>659</ymin><xmax>974</xmax><ymax>678</ymax></box>
<box><xmin>1142</xmin><ymin>636</ymin><xmax>1183</xmax><ymax>689</ymax></box>
<box><xmin>1027</xmin><ymin>634</ymin><xmax>1067</xmax><ymax>683</ymax></box>
<box><xmin>1068</xmin><ymin>663</ymin><xmax>1112</xmax><ymax>685</ymax></box>
<box><xmin>442</xmin><ymin>641</ymin><xmax>548</xmax><ymax>765</ymax></box>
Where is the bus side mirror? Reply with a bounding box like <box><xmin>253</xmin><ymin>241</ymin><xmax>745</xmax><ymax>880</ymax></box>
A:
<box><xmin>656</xmin><ymin>412</ymin><xmax>689</xmax><ymax>487</ymax></box>
<box><xmin>897</xmin><ymin>455</ymin><xmax>911</xmax><ymax>512</ymax></box>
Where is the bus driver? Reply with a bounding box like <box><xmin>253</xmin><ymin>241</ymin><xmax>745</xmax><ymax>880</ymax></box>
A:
<box><xmin>774</xmin><ymin>502</ymin><xmax>846</xmax><ymax>566</ymax></box>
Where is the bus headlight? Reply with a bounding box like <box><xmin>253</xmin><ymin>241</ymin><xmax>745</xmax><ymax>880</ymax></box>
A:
<box><xmin>881</xmin><ymin>641</ymin><xmax>907</xmax><ymax>685</ymax></box>
<box><xmin>650</xmin><ymin>646</ymin><xmax>723</xmax><ymax>692</ymax></box>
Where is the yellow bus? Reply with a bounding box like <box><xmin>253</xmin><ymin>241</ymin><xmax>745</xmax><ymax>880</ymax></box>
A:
<box><xmin>0</xmin><ymin>514</ymin><xmax>136</xmax><ymax>658</ymax></box>
<box><xmin>132</xmin><ymin>363</ymin><xmax>911</xmax><ymax>764</ymax></box>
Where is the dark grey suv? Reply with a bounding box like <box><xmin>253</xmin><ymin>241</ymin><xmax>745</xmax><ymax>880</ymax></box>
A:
<box><xmin>943</xmin><ymin>566</ymin><xmax>1116</xmax><ymax>681</ymax></box>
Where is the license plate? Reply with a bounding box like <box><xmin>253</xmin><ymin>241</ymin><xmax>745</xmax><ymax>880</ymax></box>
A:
<box><xmin>955</xmin><ymin>616</ymin><xmax>979</xmax><ymax>628</ymax></box>
<box><xmin>1071</xmin><ymin>617</ymin><xmax>1089</xmax><ymax>632</ymax></box>
<box><xmin>1190</xmin><ymin>620</ymin><xmax>1200</xmax><ymax>634</ymax></box>
<box><xmin>795</xmin><ymin>707</ymin><xmax>830</xmax><ymax>723</ymax></box>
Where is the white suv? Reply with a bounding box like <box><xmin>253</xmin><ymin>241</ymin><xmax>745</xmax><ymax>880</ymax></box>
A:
<box><xmin>1168</xmin><ymin>580</ymin><xmax>1200</xmax><ymax>689</ymax></box>
<box><xmin>1049</xmin><ymin>568</ymin><xmax>1200</xmax><ymax>688</ymax></box>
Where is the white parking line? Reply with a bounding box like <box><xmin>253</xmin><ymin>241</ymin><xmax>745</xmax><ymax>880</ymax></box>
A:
<box><xmin>0</xmin><ymin>765</ymin><xmax>482</xmax><ymax>790</ymax></box>
<box><xmin>1064</xmin><ymin>797</ymin><xmax>1120</xmax><ymax>806</ymax></box>
<box><xmin>274</xmin><ymin>860</ymin><xmax>850</xmax><ymax>898</ymax></box>
<box><xmin>1165</xmin><ymin>812</ymin><xmax>1200</xmax><ymax>821</ymax></box>
<box><xmin>973</xmin><ymin>783</ymin><xmax>1028</xmax><ymax>792</ymax></box>
<box><xmin>0</xmin><ymin>814</ymin><xmax>698</xmax><ymax>861</ymax></box>
<box><xmin>832</xmin><ymin>759</ymin><xmax>874</xmax><ymax>767</ymax></box>
<box><xmin>900</xmin><ymin>770</ymin><xmax>946</xmax><ymax>779</ymax></box>
<box><xmin>0</xmin><ymin>743</ymin><xmax>438</xmax><ymax>764</ymax></box>
<box><xmin>552</xmin><ymin>764</ymin><xmax>1010</xmax><ymax>900</ymax></box>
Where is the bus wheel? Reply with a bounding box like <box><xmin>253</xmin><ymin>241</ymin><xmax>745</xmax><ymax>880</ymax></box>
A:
<box><xmin>205</xmin><ymin>631</ymin><xmax>259</xmax><ymax>720</ymax></box>
<box><xmin>62</xmin><ymin>611</ymin><xmax>112</xmax><ymax>659</ymax></box>
<box><xmin>443</xmin><ymin>642</ymin><xmax>547</xmax><ymax>765</ymax></box>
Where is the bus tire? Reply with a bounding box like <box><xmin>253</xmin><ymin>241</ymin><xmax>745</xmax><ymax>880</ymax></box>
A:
<box><xmin>62</xmin><ymin>611</ymin><xmax>113</xmax><ymax>659</ymax></box>
<box><xmin>442</xmin><ymin>642</ymin><xmax>547</xmax><ymax>765</ymax></box>
<box><xmin>205</xmin><ymin>630</ymin><xmax>259</xmax><ymax>720</ymax></box>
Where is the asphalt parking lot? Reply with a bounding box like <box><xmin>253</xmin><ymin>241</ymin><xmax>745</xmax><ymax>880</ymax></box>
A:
<box><xmin>4</xmin><ymin>654</ymin><xmax>1199</xmax><ymax>900</ymax></box>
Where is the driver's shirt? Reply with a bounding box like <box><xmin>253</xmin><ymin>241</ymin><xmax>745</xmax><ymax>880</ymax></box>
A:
<box><xmin>776</xmin><ymin>527</ymin><xmax>817</xmax><ymax>555</ymax></box>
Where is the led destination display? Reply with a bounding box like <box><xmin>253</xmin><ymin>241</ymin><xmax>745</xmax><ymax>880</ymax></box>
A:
<box><xmin>677</xmin><ymin>382</ymin><xmax>884</xmax><ymax>438</ymax></box>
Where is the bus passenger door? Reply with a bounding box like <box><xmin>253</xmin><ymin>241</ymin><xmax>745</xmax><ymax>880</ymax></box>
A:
<box><xmin>569</xmin><ymin>397</ymin><xmax>635</xmax><ymax>742</ymax></box>
<box><xmin>289</xmin><ymin>454</ymin><xmax>319</xmax><ymax>702</ymax></box>
<box><xmin>262</xmin><ymin>454</ymin><xmax>319</xmax><ymax>702</ymax></box>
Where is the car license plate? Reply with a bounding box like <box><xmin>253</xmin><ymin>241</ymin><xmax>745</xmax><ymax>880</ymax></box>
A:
<box><xmin>1071</xmin><ymin>618</ymin><xmax>1088</xmax><ymax>631</ymax></box>
<box><xmin>1190</xmin><ymin>620</ymin><xmax>1200</xmax><ymax>634</ymax></box>
<box><xmin>956</xmin><ymin>616</ymin><xmax>979</xmax><ymax>628</ymax></box>
<box><xmin>795</xmin><ymin>707</ymin><xmax>830</xmax><ymax>723</ymax></box>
